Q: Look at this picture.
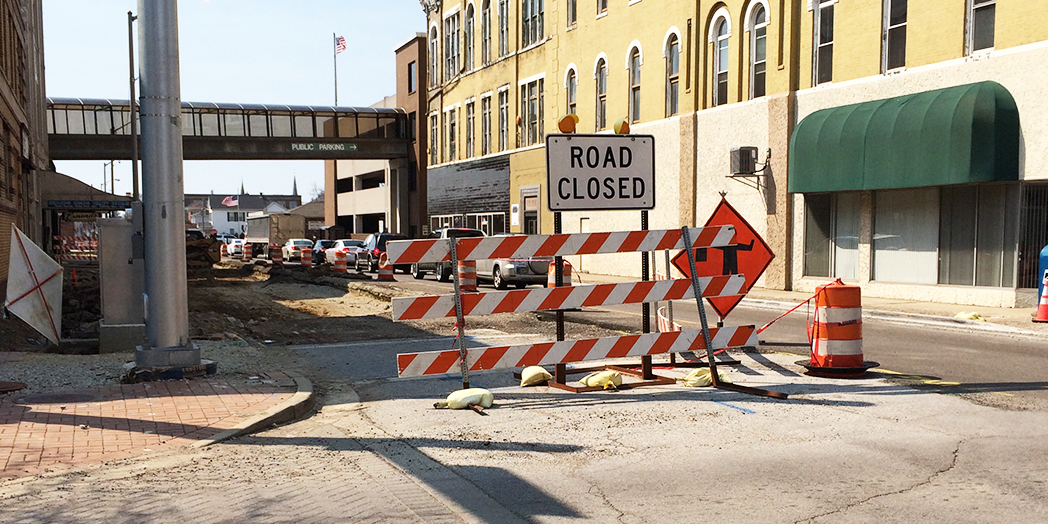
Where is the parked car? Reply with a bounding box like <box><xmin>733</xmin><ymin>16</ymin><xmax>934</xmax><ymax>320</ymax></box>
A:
<box><xmin>476</xmin><ymin>254</ymin><xmax>553</xmax><ymax>289</ymax></box>
<box><xmin>356</xmin><ymin>232</ymin><xmax>409</xmax><ymax>273</ymax></box>
<box><xmin>410</xmin><ymin>228</ymin><xmax>487</xmax><ymax>282</ymax></box>
<box><xmin>281</xmin><ymin>238</ymin><xmax>313</xmax><ymax>261</ymax></box>
<box><xmin>225</xmin><ymin>239</ymin><xmax>244</xmax><ymax>256</ymax></box>
<box><xmin>325</xmin><ymin>239</ymin><xmax>364</xmax><ymax>265</ymax></box>
<box><xmin>312</xmin><ymin>239</ymin><xmax>336</xmax><ymax>260</ymax></box>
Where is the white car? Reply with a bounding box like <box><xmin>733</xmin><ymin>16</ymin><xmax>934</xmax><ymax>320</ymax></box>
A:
<box><xmin>225</xmin><ymin>239</ymin><xmax>244</xmax><ymax>256</ymax></box>
<box><xmin>325</xmin><ymin>239</ymin><xmax>364</xmax><ymax>265</ymax></box>
<box><xmin>281</xmin><ymin>238</ymin><xmax>313</xmax><ymax>261</ymax></box>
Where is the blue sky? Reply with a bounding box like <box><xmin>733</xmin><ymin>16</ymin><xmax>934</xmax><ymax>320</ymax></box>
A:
<box><xmin>44</xmin><ymin>0</ymin><xmax>425</xmax><ymax>199</ymax></box>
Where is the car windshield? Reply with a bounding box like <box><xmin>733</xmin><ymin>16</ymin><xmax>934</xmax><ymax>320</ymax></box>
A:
<box><xmin>377</xmin><ymin>235</ymin><xmax>406</xmax><ymax>250</ymax></box>
<box><xmin>346</xmin><ymin>240</ymin><xmax>363</xmax><ymax>247</ymax></box>
<box><xmin>317</xmin><ymin>240</ymin><xmax>334</xmax><ymax>248</ymax></box>
<box><xmin>447</xmin><ymin>229</ymin><xmax>485</xmax><ymax>238</ymax></box>
<box><xmin>293</xmin><ymin>240</ymin><xmax>311</xmax><ymax>247</ymax></box>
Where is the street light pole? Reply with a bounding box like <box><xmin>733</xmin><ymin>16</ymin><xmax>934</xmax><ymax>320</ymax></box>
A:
<box><xmin>128</xmin><ymin>11</ymin><xmax>140</xmax><ymax>201</ymax></box>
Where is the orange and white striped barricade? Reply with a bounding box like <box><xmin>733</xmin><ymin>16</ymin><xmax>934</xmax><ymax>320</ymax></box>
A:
<box><xmin>243</xmin><ymin>243</ymin><xmax>252</xmax><ymax>260</ymax></box>
<box><xmin>457</xmin><ymin>260</ymin><xmax>477</xmax><ymax>292</ymax></box>
<box><xmin>271</xmin><ymin>248</ymin><xmax>283</xmax><ymax>265</ymax></box>
<box><xmin>387</xmin><ymin>225</ymin><xmax>786</xmax><ymax>397</ymax></box>
<box><xmin>796</xmin><ymin>280</ymin><xmax>877</xmax><ymax>378</ymax></box>
<box><xmin>220</xmin><ymin>243</ymin><xmax>227</xmax><ymax>258</ymax></box>
<box><xmin>546</xmin><ymin>259</ymin><xmax>573</xmax><ymax>287</ymax></box>
<box><xmin>392</xmin><ymin>274</ymin><xmax>746</xmax><ymax>320</ymax></box>
<box><xmin>397</xmin><ymin>326</ymin><xmax>758</xmax><ymax>378</ymax></box>
<box><xmin>333</xmin><ymin>251</ymin><xmax>348</xmax><ymax>273</ymax></box>
<box><xmin>377</xmin><ymin>253</ymin><xmax>396</xmax><ymax>281</ymax></box>
<box><xmin>1035</xmin><ymin>270</ymin><xmax>1048</xmax><ymax>323</ymax></box>
<box><xmin>301</xmin><ymin>248</ymin><xmax>312</xmax><ymax>268</ymax></box>
<box><xmin>657</xmin><ymin>306</ymin><xmax>682</xmax><ymax>333</ymax></box>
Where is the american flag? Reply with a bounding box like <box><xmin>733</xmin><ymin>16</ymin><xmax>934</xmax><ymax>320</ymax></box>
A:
<box><xmin>221</xmin><ymin>195</ymin><xmax>238</xmax><ymax>207</ymax></box>
<box><xmin>335</xmin><ymin>36</ymin><xmax>347</xmax><ymax>54</ymax></box>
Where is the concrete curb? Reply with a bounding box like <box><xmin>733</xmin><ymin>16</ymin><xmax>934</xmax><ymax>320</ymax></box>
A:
<box><xmin>192</xmin><ymin>371</ymin><xmax>316</xmax><ymax>448</ymax></box>
<box><xmin>741</xmin><ymin>298</ymin><xmax>1043</xmax><ymax>338</ymax></box>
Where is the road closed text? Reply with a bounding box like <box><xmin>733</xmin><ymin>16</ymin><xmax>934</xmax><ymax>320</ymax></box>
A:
<box><xmin>558</xmin><ymin>176</ymin><xmax>647</xmax><ymax>201</ymax></box>
<box><xmin>546</xmin><ymin>134</ymin><xmax>655</xmax><ymax>211</ymax></box>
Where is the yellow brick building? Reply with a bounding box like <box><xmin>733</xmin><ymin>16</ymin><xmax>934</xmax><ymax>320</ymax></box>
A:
<box><xmin>421</xmin><ymin>0</ymin><xmax>1048</xmax><ymax>307</ymax></box>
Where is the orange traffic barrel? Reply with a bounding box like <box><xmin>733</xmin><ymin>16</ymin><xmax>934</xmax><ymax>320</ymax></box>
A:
<box><xmin>243</xmin><ymin>244</ymin><xmax>252</xmax><ymax>260</ymax></box>
<box><xmin>797</xmin><ymin>280</ymin><xmax>877</xmax><ymax>378</ymax></box>
<box><xmin>377</xmin><ymin>253</ymin><xmax>396</xmax><ymax>281</ymax></box>
<box><xmin>547</xmin><ymin>260</ymin><xmax>573</xmax><ymax>287</ymax></box>
<box><xmin>457</xmin><ymin>260</ymin><xmax>477</xmax><ymax>292</ymax></box>
<box><xmin>302</xmin><ymin>247</ymin><xmax>313</xmax><ymax>268</ymax></box>
<box><xmin>220</xmin><ymin>243</ymin><xmax>227</xmax><ymax>258</ymax></box>
<box><xmin>271</xmin><ymin>248</ymin><xmax>283</xmax><ymax>265</ymax></box>
<box><xmin>333</xmin><ymin>251</ymin><xmax>348</xmax><ymax>273</ymax></box>
<box><xmin>1035</xmin><ymin>271</ymin><xmax>1048</xmax><ymax>323</ymax></box>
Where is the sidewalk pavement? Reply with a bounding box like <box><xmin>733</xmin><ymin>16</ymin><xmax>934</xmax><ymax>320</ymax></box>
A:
<box><xmin>0</xmin><ymin>371</ymin><xmax>314</xmax><ymax>480</ymax></box>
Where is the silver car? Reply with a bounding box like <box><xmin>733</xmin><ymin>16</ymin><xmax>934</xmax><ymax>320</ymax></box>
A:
<box><xmin>325</xmin><ymin>239</ymin><xmax>364</xmax><ymax>265</ymax></box>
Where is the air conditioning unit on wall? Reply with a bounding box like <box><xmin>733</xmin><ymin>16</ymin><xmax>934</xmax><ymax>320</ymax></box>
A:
<box><xmin>730</xmin><ymin>146</ymin><xmax>759</xmax><ymax>176</ymax></box>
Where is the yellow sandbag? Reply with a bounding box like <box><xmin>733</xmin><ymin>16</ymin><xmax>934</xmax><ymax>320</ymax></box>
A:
<box><xmin>434</xmin><ymin>388</ymin><xmax>494</xmax><ymax>409</ymax></box>
<box><xmin>579</xmin><ymin>370</ymin><xmax>622</xmax><ymax>389</ymax></box>
<box><xmin>520</xmin><ymin>366</ymin><xmax>552</xmax><ymax>387</ymax></box>
<box><xmin>680</xmin><ymin>368</ymin><xmax>734</xmax><ymax>387</ymax></box>
<box><xmin>954</xmin><ymin>311</ymin><xmax>986</xmax><ymax>321</ymax></box>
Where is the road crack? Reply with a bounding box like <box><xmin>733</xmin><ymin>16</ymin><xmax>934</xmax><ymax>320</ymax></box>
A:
<box><xmin>795</xmin><ymin>439</ymin><xmax>964</xmax><ymax>524</ymax></box>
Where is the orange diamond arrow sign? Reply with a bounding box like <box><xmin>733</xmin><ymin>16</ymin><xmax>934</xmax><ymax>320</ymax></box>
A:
<box><xmin>672</xmin><ymin>198</ymin><xmax>775</xmax><ymax>318</ymax></box>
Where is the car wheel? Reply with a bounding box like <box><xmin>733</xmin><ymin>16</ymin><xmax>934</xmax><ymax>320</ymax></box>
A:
<box><xmin>437</xmin><ymin>263</ymin><xmax>451</xmax><ymax>282</ymax></box>
<box><xmin>514</xmin><ymin>283</ymin><xmax>527</xmax><ymax>289</ymax></box>
<box><xmin>493</xmin><ymin>267</ymin><xmax>507</xmax><ymax>290</ymax></box>
<box><xmin>369</xmin><ymin>255</ymin><xmax>378</xmax><ymax>273</ymax></box>
<box><xmin>411</xmin><ymin>264</ymin><xmax>425</xmax><ymax>279</ymax></box>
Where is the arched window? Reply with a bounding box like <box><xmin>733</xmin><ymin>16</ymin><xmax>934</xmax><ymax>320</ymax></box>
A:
<box><xmin>628</xmin><ymin>48</ymin><xmax>642</xmax><ymax>122</ymax></box>
<box><xmin>429</xmin><ymin>27</ymin><xmax>439</xmax><ymax>86</ymax></box>
<box><xmin>566</xmin><ymin>68</ymin><xmax>577</xmax><ymax>116</ymax></box>
<box><xmin>481</xmin><ymin>0</ymin><xmax>491</xmax><ymax>65</ymax></box>
<box><xmin>665</xmin><ymin>35</ymin><xmax>680</xmax><ymax>116</ymax></box>
<box><xmin>498</xmin><ymin>0</ymin><xmax>509</xmax><ymax>56</ymax></box>
<box><xmin>713</xmin><ymin>16</ymin><xmax>730</xmax><ymax>106</ymax></box>
<box><xmin>595</xmin><ymin>58</ymin><xmax>608</xmax><ymax>130</ymax></box>
<box><xmin>750</xmin><ymin>4</ymin><xmax>768</xmax><ymax>98</ymax></box>
<box><xmin>465</xmin><ymin>5</ymin><xmax>475</xmax><ymax>71</ymax></box>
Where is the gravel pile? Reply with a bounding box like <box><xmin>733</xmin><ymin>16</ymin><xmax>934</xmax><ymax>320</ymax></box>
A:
<box><xmin>0</xmin><ymin>337</ymin><xmax>302</xmax><ymax>398</ymax></box>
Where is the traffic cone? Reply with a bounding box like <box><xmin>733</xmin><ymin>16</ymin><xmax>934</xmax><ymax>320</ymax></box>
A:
<box><xmin>377</xmin><ymin>253</ymin><xmax>396</xmax><ymax>281</ymax></box>
<box><xmin>1035</xmin><ymin>271</ymin><xmax>1048</xmax><ymax>323</ymax></box>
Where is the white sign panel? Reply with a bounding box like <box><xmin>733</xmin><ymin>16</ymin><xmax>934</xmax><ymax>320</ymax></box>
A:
<box><xmin>546</xmin><ymin>134</ymin><xmax>655</xmax><ymax>211</ymax></box>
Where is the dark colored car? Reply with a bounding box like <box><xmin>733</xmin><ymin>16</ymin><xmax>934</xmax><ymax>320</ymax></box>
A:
<box><xmin>355</xmin><ymin>232</ymin><xmax>409</xmax><ymax>273</ymax></box>
<box><xmin>312</xmin><ymin>239</ymin><xmax>335</xmax><ymax>260</ymax></box>
<box><xmin>410</xmin><ymin>228</ymin><xmax>487</xmax><ymax>282</ymax></box>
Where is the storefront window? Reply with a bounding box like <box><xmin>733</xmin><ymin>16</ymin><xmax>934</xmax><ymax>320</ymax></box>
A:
<box><xmin>803</xmin><ymin>192</ymin><xmax>860</xmax><ymax>279</ymax></box>
<box><xmin>873</xmin><ymin>188</ymin><xmax>939</xmax><ymax>284</ymax></box>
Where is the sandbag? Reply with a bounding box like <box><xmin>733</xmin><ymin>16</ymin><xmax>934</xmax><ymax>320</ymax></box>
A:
<box><xmin>520</xmin><ymin>366</ymin><xmax>552</xmax><ymax>387</ymax></box>
<box><xmin>579</xmin><ymin>370</ymin><xmax>622</xmax><ymax>389</ymax></box>
<box><xmin>434</xmin><ymin>388</ymin><xmax>494</xmax><ymax>409</ymax></box>
<box><xmin>680</xmin><ymin>368</ymin><xmax>734</xmax><ymax>387</ymax></box>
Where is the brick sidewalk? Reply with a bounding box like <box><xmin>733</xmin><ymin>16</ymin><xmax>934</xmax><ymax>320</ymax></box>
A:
<box><xmin>0</xmin><ymin>373</ymin><xmax>297</xmax><ymax>479</ymax></box>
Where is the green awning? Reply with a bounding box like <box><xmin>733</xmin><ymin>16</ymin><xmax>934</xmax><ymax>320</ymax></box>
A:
<box><xmin>788</xmin><ymin>81</ymin><xmax>1019</xmax><ymax>193</ymax></box>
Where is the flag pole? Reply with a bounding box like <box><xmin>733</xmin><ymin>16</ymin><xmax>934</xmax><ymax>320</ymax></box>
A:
<box><xmin>333</xmin><ymin>33</ymin><xmax>338</xmax><ymax>106</ymax></box>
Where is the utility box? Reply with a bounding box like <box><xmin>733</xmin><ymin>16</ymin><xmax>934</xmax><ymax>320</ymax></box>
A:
<box><xmin>730</xmin><ymin>146</ymin><xmax>759</xmax><ymax>175</ymax></box>
<box><xmin>97</xmin><ymin>207</ymin><xmax>145</xmax><ymax>354</ymax></box>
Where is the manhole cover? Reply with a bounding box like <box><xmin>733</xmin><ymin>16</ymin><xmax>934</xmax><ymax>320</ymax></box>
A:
<box><xmin>0</xmin><ymin>381</ymin><xmax>27</xmax><ymax>394</ymax></box>
<box><xmin>14</xmin><ymin>391</ymin><xmax>102</xmax><ymax>405</ymax></box>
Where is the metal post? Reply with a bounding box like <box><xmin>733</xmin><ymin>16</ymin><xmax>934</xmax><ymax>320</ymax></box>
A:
<box><xmin>450</xmin><ymin>238</ymin><xmax>469</xmax><ymax>389</ymax></box>
<box><xmin>664</xmin><ymin>248</ymin><xmax>676</xmax><ymax>364</ymax></box>
<box><xmin>641</xmin><ymin>210</ymin><xmax>653</xmax><ymax>378</ymax></box>
<box><xmin>128</xmin><ymin>11</ymin><xmax>139</xmax><ymax>201</ymax></box>
<box><xmin>681</xmin><ymin>226</ymin><xmax>719</xmax><ymax>386</ymax></box>
<box><xmin>135</xmin><ymin>0</ymin><xmax>197</xmax><ymax>368</ymax></box>
<box><xmin>554</xmin><ymin>211</ymin><xmax>566</xmax><ymax>384</ymax></box>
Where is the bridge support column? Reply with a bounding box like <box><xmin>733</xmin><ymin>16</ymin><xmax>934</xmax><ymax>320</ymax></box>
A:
<box><xmin>135</xmin><ymin>0</ymin><xmax>197</xmax><ymax>369</ymax></box>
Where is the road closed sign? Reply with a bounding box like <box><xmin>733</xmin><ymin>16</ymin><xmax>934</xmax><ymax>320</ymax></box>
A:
<box><xmin>546</xmin><ymin>134</ymin><xmax>655</xmax><ymax>211</ymax></box>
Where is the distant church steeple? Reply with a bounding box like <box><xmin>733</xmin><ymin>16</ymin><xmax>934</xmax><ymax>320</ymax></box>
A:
<box><xmin>240</xmin><ymin>180</ymin><xmax>245</xmax><ymax>195</ymax></box>
<box><xmin>292</xmin><ymin>176</ymin><xmax>298</xmax><ymax>196</ymax></box>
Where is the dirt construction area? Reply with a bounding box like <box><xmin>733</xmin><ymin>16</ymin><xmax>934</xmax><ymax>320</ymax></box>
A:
<box><xmin>188</xmin><ymin>261</ymin><xmax>622</xmax><ymax>347</ymax></box>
